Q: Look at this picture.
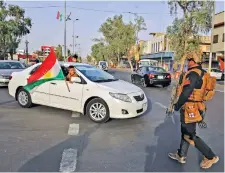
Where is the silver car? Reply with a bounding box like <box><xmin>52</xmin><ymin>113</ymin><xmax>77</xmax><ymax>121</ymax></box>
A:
<box><xmin>0</xmin><ymin>60</ymin><xmax>25</xmax><ymax>87</ymax></box>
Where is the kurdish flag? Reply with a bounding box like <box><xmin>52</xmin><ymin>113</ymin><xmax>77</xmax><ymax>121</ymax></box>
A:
<box><xmin>24</xmin><ymin>48</ymin><xmax>65</xmax><ymax>92</ymax></box>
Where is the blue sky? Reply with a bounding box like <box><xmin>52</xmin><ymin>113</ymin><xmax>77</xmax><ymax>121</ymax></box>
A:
<box><xmin>8</xmin><ymin>1</ymin><xmax>225</xmax><ymax>58</ymax></box>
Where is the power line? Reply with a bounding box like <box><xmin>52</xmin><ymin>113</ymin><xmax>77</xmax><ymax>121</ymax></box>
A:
<box><xmin>21</xmin><ymin>5</ymin><xmax>181</xmax><ymax>15</ymax></box>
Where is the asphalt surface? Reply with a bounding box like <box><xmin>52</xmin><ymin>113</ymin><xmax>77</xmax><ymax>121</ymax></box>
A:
<box><xmin>0</xmin><ymin>70</ymin><xmax>224</xmax><ymax>172</ymax></box>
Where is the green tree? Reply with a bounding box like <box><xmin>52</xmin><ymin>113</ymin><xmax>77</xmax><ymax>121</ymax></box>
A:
<box><xmin>0</xmin><ymin>1</ymin><xmax>32</xmax><ymax>60</ymax></box>
<box><xmin>167</xmin><ymin>0</ymin><xmax>214</xmax><ymax>70</ymax></box>
<box><xmin>86</xmin><ymin>55</ymin><xmax>92</xmax><ymax>62</ymax></box>
<box><xmin>98</xmin><ymin>15</ymin><xmax>136</xmax><ymax>64</ymax></box>
<box><xmin>133</xmin><ymin>14</ymin><xmax>147</xmax><ymax>43</ymax></box>
<box><xmin>91</xmin><ymin>42</ymin><xmax>106</xmax><ymax>62</ymax></box>
<box><xmin>55</xmin><ymin>45</ymin><xmax>63</xmax><ymax>61</ymax></box>
<box><xmin>67</xmin><ymin>48</ymin><xmax>71</xmax><ymax>56</ymax></box>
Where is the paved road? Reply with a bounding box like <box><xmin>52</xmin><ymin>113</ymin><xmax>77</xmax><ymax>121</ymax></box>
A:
<box><xmin>0</xmin><ymin>70</ymin><xmax>224</xmax><ymax>172</ymax></box>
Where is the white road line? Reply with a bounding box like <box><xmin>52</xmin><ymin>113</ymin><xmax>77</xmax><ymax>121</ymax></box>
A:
<box><xmin>155</xmin><ymin>102</ymin><xmax>175</xmax><ymax>124</ymax></box>
<box><xmin>155</xmin><ymin>102</ymin><xmax>167</xmax><ymax>109</ymax></box>
<box><xmin>59</xmin><ymin>148</ymin><xmax>78</xmax><ymax>172</ymax></box>
<box><xmin>71</xmin><ymin>112</ymin><xmax>81</xmax><ymax>118</ymax></box>
<box><xmin>68</xmin><ymin>123</ymin><xmax>79</xmax><ymax>135</ymax></box>
<box><xmin>215</xmin><ymin>90</ymin><xmax>224</xmax><ymax>93</ymax></box>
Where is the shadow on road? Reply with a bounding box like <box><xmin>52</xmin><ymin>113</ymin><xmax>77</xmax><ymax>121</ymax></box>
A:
<box><xmin>18</xmin><ymin>124</ymin><xmax>101</xmax><ymax>172</ymax></box>
<box><xmin>144</xmin><ymin>114</ymin><xmax>185</xmax><ymax>172</ymax></box>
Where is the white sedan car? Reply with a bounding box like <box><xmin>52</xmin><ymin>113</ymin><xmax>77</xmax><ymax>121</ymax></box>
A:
<box><xmin>8</xmin><ymin>62</ymin><xmax>148</xmax><ymax>123</ymax></box>
<box><xmin>204</xmin><ymin>68</ymin><xmax>222</xmax><ymax>80</ymax></box>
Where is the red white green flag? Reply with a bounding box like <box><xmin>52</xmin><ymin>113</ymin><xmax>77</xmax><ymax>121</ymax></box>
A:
<box><xmin>24</xmin><ymin>48</ymin><xmax>65</xmax><ymax>92</ymax></box>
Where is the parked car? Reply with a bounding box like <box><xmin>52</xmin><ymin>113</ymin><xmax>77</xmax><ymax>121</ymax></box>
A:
<box><xmin>98</xmin><ymin>61</ymin><xmax>108</xmax><ymax>71</ymax></box>
<box><xmin>0</xmin><ymin>60</ymin><xmax>25</xmax><ymax>87</ymax></box>
<box><xmin>131</xmin><ymin>66</ymin><xmax>171</xmax><ymax>87</ymax></box>
<box><xmin>8</xmin><ymin>62</ymin><xmax>148</xmax><ymax>123</ymax></box>
<box><xmin>203</xmin><ymin>68</ymin><xmax>222</xmax><ymax>80</ymax></box>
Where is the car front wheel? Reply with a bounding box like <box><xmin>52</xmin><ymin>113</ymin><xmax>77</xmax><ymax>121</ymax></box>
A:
<box><xmin>86</xmin><ymin>98</ymin><xmax>110</xmax><ymax>123</ymax></box>
<box><xmin>17</xmin><ymin>88</ymin><xmax>33</xmax><ymax>108</ymax></box>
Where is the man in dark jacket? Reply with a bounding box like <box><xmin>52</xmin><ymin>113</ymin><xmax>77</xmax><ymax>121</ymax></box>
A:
<box><xmin>168</xmin><ymin>55</ymin><xmax>219</xmax><ymax>169</ymax></box>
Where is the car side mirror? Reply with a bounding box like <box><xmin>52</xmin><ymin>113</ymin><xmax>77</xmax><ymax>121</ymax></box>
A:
<box><xmin>71</xmin><ymin>77</ymin><xmax>81</xmax><ymax>83</ymax></box>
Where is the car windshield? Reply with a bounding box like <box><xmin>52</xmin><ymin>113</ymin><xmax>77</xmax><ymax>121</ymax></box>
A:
<box><xmin>0</xmin><ymin>62</ymin><xmax>25</xmax><ymax>69</ymax></box>
<box><xmin>75</xmin><ymin>65</ymin><xmax>118</xmax><ymax>82</ymax></box>
<box><xmin>147</xmin><ymin>66</ymin><xmax>166</xmax><ymax>72</ymax></box>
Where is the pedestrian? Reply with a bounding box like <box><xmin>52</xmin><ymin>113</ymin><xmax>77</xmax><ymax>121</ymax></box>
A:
<box><xmin>72</xmin><ymin>54</ymin><xmax>78</xmax><ymax>62</ymax></box>
<box><xmin>168</xmin><ymin>53</ymin><xmax>219</xmax><ymax>169</ymax></box>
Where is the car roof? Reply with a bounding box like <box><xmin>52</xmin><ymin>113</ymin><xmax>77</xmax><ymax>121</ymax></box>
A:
<box><xmin>59</xmin><ymin>62</ymin><xmax>92</xmax><ymax>67</ymax></box>
<box><xmin>0</xmin><ymin>60</ymin><xmax>23</xmax><ymax>63</ymax></box>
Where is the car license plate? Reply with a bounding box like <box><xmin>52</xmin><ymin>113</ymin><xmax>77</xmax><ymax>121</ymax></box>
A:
<box><xmin>158</xmin><ymin>76</ymin><xmax>163</xmax><ymax>79</ymax></box>
<box><xmin>143</xmin><ymin>103</ymin><xmax>147</xmax><ymax>109</ymax></box>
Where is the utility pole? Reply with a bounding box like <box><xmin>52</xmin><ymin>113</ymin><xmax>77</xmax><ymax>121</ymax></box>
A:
<box><xmin>64</xmin><ymin>0</ymin><xmax>66</xmax><ymax>61</ymax></box>
<box><xmin>25</xmin><ymin>40</ymin><xmax>29</xmax><ymax>64</ymax></box>
<box><xmin>72</xmin><ymin>19</ymin><xmax>79</xmax><ymax>54</ymax></box>
<box><xmin>208</xmin><ymin>1</ymin><xmax>216</xmax><ymax>72</ymax></box>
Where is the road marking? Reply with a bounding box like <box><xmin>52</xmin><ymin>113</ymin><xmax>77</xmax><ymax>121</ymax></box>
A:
<box><xmin>0</xmin><ymin>100</ymin><xmax>16</xmax><ymax>105</ymax></box>
<box><xmin>155</xmin><ymin>102</ymin><xmax>175</xmax><ymax>124</ymax></box>
<box><xmin>59</xmin><ymin>148</ymin><xmax>78</xmax><ymax>172</ymax></box>
<box><xmin>155</xmin><ymin>102</ymin><xmax>167</xmax><ymax>109</ymax></box>
<box><xmin>68</xmin><ymin>123</ymin><xmax>79</xmax><ymax>135</ymax></box>
<box><xmin>71</xmin><ymin>112</ymin><xmax>80</xmax><ymax>118</ymax></box>
<box><xmin>215</xmin><ymin>90</ymin><xmax>224</xmax><ymax>93</ymax></box>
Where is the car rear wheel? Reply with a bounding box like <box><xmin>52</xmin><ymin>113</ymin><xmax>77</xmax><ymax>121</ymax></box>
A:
<box><xmin>17</xmin><ymin>88</ymin><xmax>33</xmax><ymax>108</ymax></box>
<box><xmin>86</xmin><ymin>98</ymin><xmax>110</xmax><ymax>123</ymax></box>
<box><xmin>131</xmin><ymin>75</ymin><xmax>135</xmax><ymax>84</ymax></box>
<box><xmin>141</xmin><ymin>78</ymin><xmax>147</xmax><ymax>87</ymax></box>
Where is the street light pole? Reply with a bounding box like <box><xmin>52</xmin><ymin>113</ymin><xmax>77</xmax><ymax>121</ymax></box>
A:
<box><xmin>64</xmin><ymin>0</ymin><xmax>66</xmax><ymax>61</ymax></box>
<box><xmin>208</xmin><ymin>1</ymin><xmax>216</xmax><ymax>72</ymax></box>
<box><xmin>72</xmin><ymin>19</ymin><xmax>79</xmax><ymax>54</ymax></box>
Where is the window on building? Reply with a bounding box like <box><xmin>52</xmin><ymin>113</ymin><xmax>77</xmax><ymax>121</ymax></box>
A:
<box><xmin>223</xmin><ymin>33</ymin><xmax>224</xmax><ymax>42</ymax></box>
<box><xmin>213</xmin><ymin>35</ymin><xmax>218</xmax><ymax>43</ymax></box>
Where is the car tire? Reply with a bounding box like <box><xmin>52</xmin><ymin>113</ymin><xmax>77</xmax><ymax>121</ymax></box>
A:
<box><xmin>141</xmin><ymin>78</ymin><xmax>147</xmax><ymax>87</ymax></box>
<box><xmin>16</xmin><ymin>88</ymin><xmax>33</xmax><ymax>108</ymax></box>
<box><xmin>131</xmin><ymin>75</ymin><xmax>135</xmax><ymax>84</ymax></box>
<box><xmin>86</xmin><ymin>98</ymin><xmax>110</xmax><ymax>123</ymax></box>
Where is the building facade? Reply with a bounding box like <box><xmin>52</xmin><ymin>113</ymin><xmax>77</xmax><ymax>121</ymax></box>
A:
<box><xmin>211</xmin><ymin>11</ymin><xmax>224</xmax><ymax>68</ymax></box>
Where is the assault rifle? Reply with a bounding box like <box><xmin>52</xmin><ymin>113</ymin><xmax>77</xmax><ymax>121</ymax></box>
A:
<box><xmin>166</xmin><ymin>70</ymin><xmax>185</xmax><ymax>115</ymax></box>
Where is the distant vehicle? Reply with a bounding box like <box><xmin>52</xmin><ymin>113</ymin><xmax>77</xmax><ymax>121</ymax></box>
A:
<box><xmin>131</xmin><ymin>66</ymin><xmax>171</xmax><ymax>87</ymax></box>
<box><xmin>138</xmin><ymin>59</ymin><xmax>158</xmax><ymax>68</ymax></box>
<box><xmin>203</xmin><ymin>68</ymin><xmax>222</xmax><ymax>80</ymax></box>
<box><xmin>98</xmin><ymin>61</ymin><xmax>108</xmax><ymax>71</ymax></box>
<box><xmin>8</xmin><ymin>62</ymin><xmax>147</xmax><ymax>123</ymax></box>
<box><xmin>0</xmin><ymin>60</ymin><xmax>25</xmax><ymax>87</ymax></box>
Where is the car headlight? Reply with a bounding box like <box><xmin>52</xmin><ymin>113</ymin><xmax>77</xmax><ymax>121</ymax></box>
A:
<box><xmin>109</xmin><ymin>92</ymin><xmax>132</xmax><ymax>103</ymax></box>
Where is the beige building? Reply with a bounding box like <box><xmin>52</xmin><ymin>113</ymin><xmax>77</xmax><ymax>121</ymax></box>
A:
<box><xmin>211</xmin><ymin>11</ymin><xmax>224</xmax><ymax>60</ymax></box>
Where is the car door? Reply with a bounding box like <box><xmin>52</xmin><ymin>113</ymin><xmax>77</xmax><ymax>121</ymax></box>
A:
<box><xmin>29</xmin><ymin>65</ymin><xmax>51</xmax><ymax>105</ymax></box>
<box><xmin>136</xmin><ymin>67</ymin><xmax>144</xmax><ymax>82</ymax></box>
<box><xmin>49</xmin><ymin>77</ymin><xmax>84</xmax><ymax>112</ymax></box>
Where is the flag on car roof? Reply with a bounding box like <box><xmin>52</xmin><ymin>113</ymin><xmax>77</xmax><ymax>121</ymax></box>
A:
<box><xmin>24</xmin><ymin>48</ymin><xmax>65</xmax><ymax>92</ymax></box>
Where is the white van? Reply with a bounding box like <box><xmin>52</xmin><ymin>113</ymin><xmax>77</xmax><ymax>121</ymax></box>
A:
<box><xmin>138</xmin><ymin>59</ymin><xmax>158</xmax><ymax>68</ymax></box>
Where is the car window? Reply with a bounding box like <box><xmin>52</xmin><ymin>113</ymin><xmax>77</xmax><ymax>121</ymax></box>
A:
<box><xmin>212</xmin><ymin>69</ymin><xmax>221</xmax><ymax>72</ymax></box>
<box><xmin>152</xmin><ymin>67</ymin><xmax>166</xmax><ymax>72</ymax></box>
<box><xmin>0</xmin><ymin>62</ymin><xmax>25</xmax><ymax>69</ymax></box>
<box><xmin>30</xmin><ymin>65</ymin><xmax>40</xmax><ymax>75</ymax></box>
<box><xmin>61</xmin><ymin>66</ymin><xmax>68</xmax><ymax>77</ymax></box>
<box><xmin>75</xmin><ymin>65</ymin><xmax>117</xmax><ymax>82</ymax></box>
<box><xmin>141</xmin><ymin>67</ymin><xmax>147</xmax><ymax>73</ymax></box>
<box><xmin>137</xmin><ymin>67</ymin><xmax>142</xmax><ymax>73</ymax></box>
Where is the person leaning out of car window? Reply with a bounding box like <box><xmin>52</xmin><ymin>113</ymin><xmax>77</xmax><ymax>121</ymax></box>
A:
<box><xmin>66</xmin><ymin>65</ymin><xmax>78</xmax><ymax>83</ymax></box>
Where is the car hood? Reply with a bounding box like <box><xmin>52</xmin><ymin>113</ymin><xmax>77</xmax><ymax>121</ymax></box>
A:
<box><xmin>96</xmin><ymin>80</ymin><xmax>142</xmax><ymax>94</ymax></box>
<box><xmin>0</xmin><ymin>69</ymin><xmax>24</xmax><ymax>76</ymax></box>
